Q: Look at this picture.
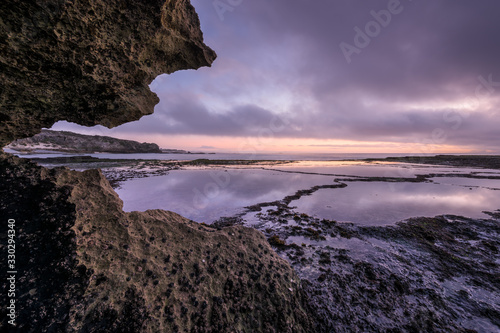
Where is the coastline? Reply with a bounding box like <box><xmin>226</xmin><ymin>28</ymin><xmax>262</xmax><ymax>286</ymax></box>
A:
<box><xmin>14</xmin><ymin>153</ymin><xmax>500</xmax><ymax>331</ymax></box>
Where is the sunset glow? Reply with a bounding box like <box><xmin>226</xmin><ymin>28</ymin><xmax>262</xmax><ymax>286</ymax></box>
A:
<box><xmin>51</xmin><ymin>0</ymin><xmax>500</xmax><ymax>154</ymax></box>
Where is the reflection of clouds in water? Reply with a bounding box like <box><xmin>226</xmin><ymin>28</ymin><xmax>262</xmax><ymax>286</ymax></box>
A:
<box><xmin>393</xmin><ymin>193</ymin><xmax>483</xmax><ymax>207</ymax></box>
<box><xmin>275</xmin><ymin>162</ymin><xmax>500</xmax><ymax>178</ymax></box>
<box><xmin>432</xmin><ymin>176</ymin><xmax>500</xmax><ymax>189</ymax></box>
<box><xmin>116</xmin><ymin>169</ymin><xmax>333</xmax><ymax>222</ymax></box>
<box><xmin>115</xmin><ymin>163</ymin><xmax>500</xmax><ymax>225</ymax></box>
<box><xmin>293</xmin><ymin>182</ymin><xmax>500</xmax><ymax>225</ymax></box>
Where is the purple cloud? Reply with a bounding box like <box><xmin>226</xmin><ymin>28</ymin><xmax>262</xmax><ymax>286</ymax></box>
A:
<box><xmin>53</xmin><ymin>0</ymin><xmax>500</xmax><ymax>152</ymax></box>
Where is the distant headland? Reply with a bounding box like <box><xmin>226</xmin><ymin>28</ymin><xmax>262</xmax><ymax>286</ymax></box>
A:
<box><xmin>6</xmin><ymin>130</ymin><xmax>211</xmax><ymax>155</ymax></box>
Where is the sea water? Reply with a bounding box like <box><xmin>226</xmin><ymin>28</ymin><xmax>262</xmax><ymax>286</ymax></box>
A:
<box><xmin>113</xmin><ymin>161</ymin><xmax>500</xmax><ymax>225</ymax></box>
<box><xmin>10</xmin><ymin>150</ymin><xmax>500</xmax><ymax>225</ymax></box>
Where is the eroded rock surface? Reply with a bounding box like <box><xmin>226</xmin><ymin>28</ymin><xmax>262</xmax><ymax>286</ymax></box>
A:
<box><xmin>0</xmin><ymin>153</ymin><xmax>318</xmax><ymax>332</ymax></box>
<box><xmin>8</xmin><ymin>129</ymin><xmax>162</xmax><ymax>153</ymax></box>
<box><xmin>0</xmin><ymin>0</ymin><xmax>216</xmax><ymax>146</ymax></box>
<box><xmin>0</xmin><ymin>1</ymin><xmax>323</xmax><ymax>332</ymax></box>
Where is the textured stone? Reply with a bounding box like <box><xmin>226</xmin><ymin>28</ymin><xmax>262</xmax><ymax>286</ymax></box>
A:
<box><xmin>0</xmin><ymin>153</ymin><xmax>318</xmax><ymax>332</ymax></box>
<box><xmin>0</xmin><ymin>0</ymin><xmax>216</xmax><ymax>146</ymax></box>
<box><xmin>0</xmin><ymin>1</ymin><xmax>322</xmax><ymax>332</ymax></box>
<box><xmin>7</xmin><ymin>129</ymin><xmax>162</xmax><ymax>153</ymax></box>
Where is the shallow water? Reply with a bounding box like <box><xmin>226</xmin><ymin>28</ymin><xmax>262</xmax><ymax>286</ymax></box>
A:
<box><xmin>115</xmin><ymin>161</ymin><xmax>500</xmax><ymax>225</ymax></box>
<box><xmin>291</xmin><ymin>181</ymin><xmax>500</xmax><ymax>225</ymax></box>
<box><xmin>6</xmin><ymin>149</ymin><xmax>418</xmax><ymax>161</ymax></box>
<box><xmin>432</xmin><ymin>176</ymin><xmax>500</xmax><ymax>189</ymax></box>
<box><xmin>273</xmin><ymin>161</ymin><xmax>500</xmax><ymax>178</ymax></box>
<box><xmin>116</xmin><ymin>168</ymin><xmax>335</xmax><ymax>223</ymax></box>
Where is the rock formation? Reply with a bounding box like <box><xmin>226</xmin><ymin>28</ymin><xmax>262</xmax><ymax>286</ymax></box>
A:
<box><xmin>0</xmin><ymin>0</ymin><xmax>216</xmax><ymax>147</ymax></box>
<box><xmin>0</xmin><ymin>1</ymin><xmax>321</xmax><ymax>332</ymax></box>
<box><xmin>7</xmin><ymin>129</ymin><xmax>163</xmax><ymax>153</ymax></box>
<box><xmin>1</xmin><ymin>153</ymin><xmax>317</xmax><ymax>332</ymax></box>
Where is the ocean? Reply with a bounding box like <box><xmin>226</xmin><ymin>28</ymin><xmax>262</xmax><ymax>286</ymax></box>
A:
<box><xmin>5</xmin><ymin>149</ymin><xmax>434</xmax><ymax>161</ymax></box>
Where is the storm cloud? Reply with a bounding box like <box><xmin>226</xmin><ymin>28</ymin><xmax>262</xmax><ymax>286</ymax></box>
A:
<box><xmin>54</xmin><ymin>0</ymin><xmax>500</xmax><ymax>152</ymax></box>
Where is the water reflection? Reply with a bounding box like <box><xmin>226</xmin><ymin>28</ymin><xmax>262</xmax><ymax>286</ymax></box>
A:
<box><xmin>291</xmin><ymin>181</ymin><xmax>500</xmax><ymax>225</ymax></box>
<box><xmin>115</xmin><ymin>163</ymin><xmax>500</xmax><ymax>225</ymax></box>
<box><xmin>116</xmin><ymin>168</ymin><xmax>334</xmax><ymax>223</ymax></box>
<box><xmin>432</xmin><ymin>177</ymin><xmax>500</xmax><ymax>189</ymax></box>
<box><xmin>272</xmin><ymin>161</ymin><xmax>500</xmax><ymax>178</ymax></box>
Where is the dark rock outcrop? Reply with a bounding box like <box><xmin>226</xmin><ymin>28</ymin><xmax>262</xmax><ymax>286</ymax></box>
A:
<box><xmin>0</xmin><ymin>1</ymin><xmax>322</xmax><ymax>332</ymax></box>
<box><xmin>8</xmin><ymin>129</ymin><xmax>162</xmax><ymax>153</ymax></box>
<box><xmin>0</xmin><ymin>0</ymin><xmax>216</xmax><ymax>147</ymax></box>
<box><xmin>0</xmin><ymin>153</ymin><xmax>318</xmax><ymax>332</ymax></box>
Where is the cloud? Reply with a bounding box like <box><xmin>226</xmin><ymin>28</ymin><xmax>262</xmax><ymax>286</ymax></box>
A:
<box><xmin>52</xmin><ymin>0</ymin><xmax>500</xmax><ymax>152</ymax></box>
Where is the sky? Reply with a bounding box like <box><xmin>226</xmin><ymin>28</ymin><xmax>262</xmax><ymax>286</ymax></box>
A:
<box><xmin>52</xmin><ymin>0</ymin><xmax>500</xmax><ymax>154</ymax></box>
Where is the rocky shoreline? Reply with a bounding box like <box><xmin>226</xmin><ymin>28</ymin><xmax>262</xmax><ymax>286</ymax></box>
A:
<box><xmin>234</xmin><ymin>206</ymin><xmax>500</xmax><ymax>332</ymax></box>
<box><xmin>196</xmin><ymin>157</ymin><xmax>500</xmax><ymax>332</ymax></box>
<box><xmin>7</xmin><ymin>130</ymin><xmax>163</xmax><ymax>154</ymax></box>
<box><xmin>7</xmin><ymin>129</ymin><xmax>214</xmax><ymax>155</ymax></box>
<box><xmin>23</xmin><ymin>154</ymin><xmax>500</xmax><ymax>331</ymax></box>
<box><xmin>0</xmin><ymin>153</ymin><xmax>323</xmax><ymax>332</ymax></box>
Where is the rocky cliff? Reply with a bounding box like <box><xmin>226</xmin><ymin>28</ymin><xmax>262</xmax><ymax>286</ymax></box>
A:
<box><xmin>0</xmin><ymin>0</ymin><xmax>216</xmax><ymax>147</ymax></box>
<box><xmin>7</xmin><ymin>129</ymin><xmax>162</xmax><ymax>153</ymax></box>
<box><xmin>1</xmin><ymin>153</ymin><xmax>317</xmax><ymax>332</ymax></box>
<box><xmin>0</xmin><ymin>1</ymin><xmax>321</xmax><ymax>332</ymax></box>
